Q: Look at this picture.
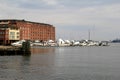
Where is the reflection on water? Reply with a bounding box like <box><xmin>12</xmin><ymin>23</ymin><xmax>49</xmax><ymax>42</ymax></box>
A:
<box><xmin>31</xmin><ymin>47</ymin><xmax>55</xmax><ymax>54</ymax></box>
<box><xmin>0</xmin><ymin>44</ymin><xmax>120</xmax><ymax>80</ymax></box>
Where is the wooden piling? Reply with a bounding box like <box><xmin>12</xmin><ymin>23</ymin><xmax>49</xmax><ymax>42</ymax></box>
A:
<box><xmin>21</xmin><ymin>40</ymin><xmax>31</xmax><ymax>55</ymax></box>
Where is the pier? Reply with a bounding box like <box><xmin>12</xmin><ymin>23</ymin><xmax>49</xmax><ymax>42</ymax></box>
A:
<box><xmin>0</xmin><ymin>41</ymin><xmax>31</xmax><ymax>56</ymax></box>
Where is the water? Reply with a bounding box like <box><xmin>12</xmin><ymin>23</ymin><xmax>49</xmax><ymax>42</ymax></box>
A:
<box><xmin>0</xmin><ymin>43</ymin><xmax>120</xmax><ymax>80</ymax></box>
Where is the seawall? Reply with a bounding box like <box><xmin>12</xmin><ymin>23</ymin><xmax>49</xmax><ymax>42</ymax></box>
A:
<box><xmin>0</xmin><ymin>46</ymin><xmax>31</xmax><ymax>56</ymax></box>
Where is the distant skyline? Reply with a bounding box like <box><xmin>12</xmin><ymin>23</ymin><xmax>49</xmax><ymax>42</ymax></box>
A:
<box><xmin>0</xmin><ymin>0</ymin><xmax>120</xmax><ymax>40</ymax></box>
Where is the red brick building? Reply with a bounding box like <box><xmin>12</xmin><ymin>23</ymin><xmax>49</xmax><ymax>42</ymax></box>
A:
<box><xmin>0</xmin><ymin>19</ymin><xmax>55</xmax><ymax>45</ymax></box>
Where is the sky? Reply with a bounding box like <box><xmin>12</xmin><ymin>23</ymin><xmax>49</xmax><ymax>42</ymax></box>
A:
<box><xmin>0</xmin><ymin>0</ymin><xmax>120</xmax><ymax>41</ymax></box>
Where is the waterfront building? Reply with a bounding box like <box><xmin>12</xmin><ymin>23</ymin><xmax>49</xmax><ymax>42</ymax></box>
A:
<box><xmin>0</xmin><ymin>19</ymin><xmax>55</xmax><ymax>45</ymax></box>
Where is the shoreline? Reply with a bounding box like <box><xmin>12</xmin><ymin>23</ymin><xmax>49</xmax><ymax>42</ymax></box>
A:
<box><xmin>0</xmin><ymin>45</ymin><xmax>31</xmax><ymax>56</ymax></box>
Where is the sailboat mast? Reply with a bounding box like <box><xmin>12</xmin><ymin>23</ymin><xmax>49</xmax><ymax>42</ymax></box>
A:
<box><xmin>88</xmin><ymin>29</ymin><xmax>90</xmax><ymax>40</ymax></box>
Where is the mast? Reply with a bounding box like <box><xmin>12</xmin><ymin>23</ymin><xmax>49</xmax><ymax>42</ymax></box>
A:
<box><xmin>88</xmin><ymin>29</ymin><xmax>90</xmax><ymax>40</ymax></box>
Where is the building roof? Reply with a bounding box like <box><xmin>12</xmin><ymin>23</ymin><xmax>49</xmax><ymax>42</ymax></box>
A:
<box><xmin>0</xmin><ymin>19</ymin><xmax>54</xmax><ymax>27</ymax></box>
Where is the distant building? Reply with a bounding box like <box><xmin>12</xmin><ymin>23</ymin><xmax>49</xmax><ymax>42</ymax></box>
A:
<box><xmin>0</xmin><ymin>19</ymin><xmax>55</xmax><ymax>45</ymax></box>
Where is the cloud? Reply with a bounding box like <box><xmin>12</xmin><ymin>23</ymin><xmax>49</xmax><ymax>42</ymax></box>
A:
<box><xmin>0</xmin><ymin>0</ymin><xmax>120</xmax><ymax>40</ymax></box>
<box><xmin>41</xmin><ymin>0</ymin><xmax>58</xmax><ymax>5</ymax></box>
<box><xmin>1</xmin><ymin>0</ymin><xmax>120</xmax><ymax>26</ymax></box>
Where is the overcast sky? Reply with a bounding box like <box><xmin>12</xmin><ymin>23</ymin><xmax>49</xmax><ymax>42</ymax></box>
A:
<box><xmin>0</xmin><ymin>0</ymin><xmax>120</xmax><ymax>40</ymax></box>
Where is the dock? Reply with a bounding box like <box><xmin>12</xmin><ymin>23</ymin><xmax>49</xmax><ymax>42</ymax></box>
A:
<box><xmin>0</xmin><ymin>41</ymin><xmax>31</xmax><ymax>56</ymax></box>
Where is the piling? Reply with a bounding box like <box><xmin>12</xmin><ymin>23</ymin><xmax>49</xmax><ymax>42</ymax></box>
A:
<box><xmin>21</xmin><ymin>40</ymin><xmax>31</xmax><ymax>55</ymax></box>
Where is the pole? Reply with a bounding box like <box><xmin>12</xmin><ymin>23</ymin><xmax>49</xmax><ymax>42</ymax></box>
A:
<box><xmin>88</xmin><ymin>29</ymin><xmax>90</xmax><ymax>40</ymax></box>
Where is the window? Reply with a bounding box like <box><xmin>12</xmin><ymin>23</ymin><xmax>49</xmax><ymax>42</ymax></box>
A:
<box><xmin>10</xmin><ymin>32</ymin><xmax>15</xmax><ymax>39</ymax></box>
<box><xmin>17</xmin><ymin>36</ymin><xmax>19</xmax><ymax>38</ymax></box>
<box><xmin>10</xmin><ymin>32</ymin><xmax>15</xmax><ymax>35</ymax></box>
<box><xmin>0</xmin><ymin>32</ymin><xmax>5</xmax><ymax>34</ymax></box>
<box><xmin>12</xmin><ymin>36</ymin><xmax>15</xmax><ymax>39</ymax></box>
<box><xmin>17</xmin><ymin>32</ymin><xmax>19</xmax><ymax>35</ymax></box>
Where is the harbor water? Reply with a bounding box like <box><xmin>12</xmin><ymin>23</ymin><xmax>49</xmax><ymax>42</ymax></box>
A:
<box><xmin>0</xmin><ymin>43</ymin><xmax>120</xmax><ymax>80</ymax></box>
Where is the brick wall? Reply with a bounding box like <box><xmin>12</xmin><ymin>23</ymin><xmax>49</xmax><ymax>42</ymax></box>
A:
<box><xmin>15</xmin><ymin>20</ymin><xmax>55</xmax><ymax>41</ymax></box>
